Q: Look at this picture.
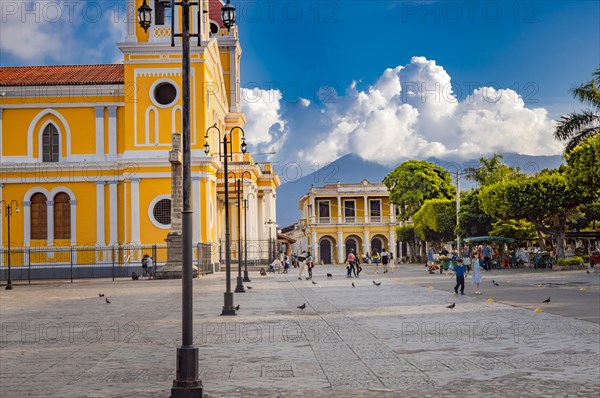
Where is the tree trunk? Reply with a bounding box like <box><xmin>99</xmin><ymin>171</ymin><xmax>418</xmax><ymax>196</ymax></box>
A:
<box><xmin>555</xmin><ymin>216</ymin><xmax>567</xmax><ymax>258</ymax></box>
<box><xmin>536</xmin><ymin>230</ymin><xmax>546</xmax><ymax>251</ymax></box>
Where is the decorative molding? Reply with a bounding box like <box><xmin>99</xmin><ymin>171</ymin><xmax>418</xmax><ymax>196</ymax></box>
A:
<box><xmin>28</xmin><ymin>109</ymin><xmax>71</xmax><ymax>160</ymax></box>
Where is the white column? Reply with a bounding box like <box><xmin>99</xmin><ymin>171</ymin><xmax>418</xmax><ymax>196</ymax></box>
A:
<box><xmin>130</xmin><ymin>178</ymin><xmax>140</xmax><ymax>244</ymax></box>
<box><xmin>230</xmin><ymin>47</ymin><xmax>239</xmax><ymax>113</ymax></box>
<box><xmin>203</xmin><ymin>177</ymin><xmax>211</xmax><ymax>242</ymax></box>
<box><xmin>390</xmin><ymin>203</ymin><xmax>395</xmax><ymax>223</ymax></box>
<box><xmin>363</xmin><ymin>231</ymin><xmax>370</xmax><ymax>256</ymax></box>
<box><xmin>95</xmin><ymin>106</ymin><xmax>105</xmax><ymax>159</ymax></box>
<box><xmin>125</xmin><ymin>0</ymin><xmax>137</xmax><ymax>42</ymax></box>
<box><xmin>107</xmin><ymin>106</ymin><xmax>117</xmax><ymax>158</ymax></box>
<box><xmin>23</xmin><ymin>200</ymin><xmax>31</xmax><ymax>247</ymax></box>
<box><xmin>70</xmin><ymin>199</ymin><xmax>77</xmax><ymax>245</ymax></box>
<box><xmin>96</xmin><ymin>181</ymin><xmax>106</xmax><ymax>246</ymax></box>
<box><xmin>108</xmin><ymin>181</ymin><xmax>118</xmax><ymax>245</ymax></box>
<box><xmin>390</xmin><ymin>229</ymin><xmax>396</xmax><ymax>259</ymax></box>
<box><xmin>192</xmin><ymin>176</ymin><xmax>201</xmax><ymax>243</ymax></box>
<box><xmin>257</xmin><ymin>195</ymin><xmax>264</xmax><ymax>241</ymax></box>
<box><xmin>337</xmin><ymin>231</ymin><xmax>344</xmax><ymax>264</ymax></box>
<box><xmin>364</xmin><ymin>196</ymin><xmax>369</xmax><ymax>223</ymax></box>
<box><xmin>310</xmin><ymin>197</ymin><xmax>315</xmax><ymax>224</ymax></box>
<box><xmin>47</xmin><ymin>200</ymin><xmax>54</xmax><ymax>245</ymax></box>
<box><xmin>337</xmin><ymin>196</ymin><xmax>342</xmax><ymax>223</ymax></box>
<box><xmin>312</xmin><ymin>231</ymin><xmax>318</xmax><ymax>262</ymax></box>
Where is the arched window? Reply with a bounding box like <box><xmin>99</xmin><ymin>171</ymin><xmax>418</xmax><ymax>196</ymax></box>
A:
<box><xmin>54</xmin><ymin>192</ymin><xmax>71</xmax><ymax>240</ymax></box>
<box><xmin>31</xmin><ymin>193</ymin><xmax>48</xmax><ymax>240</ymax></box>
<box><xmin>42</xmin><ymin>124</ymin><xmax>59</xmax><ymax>162</ymax></box>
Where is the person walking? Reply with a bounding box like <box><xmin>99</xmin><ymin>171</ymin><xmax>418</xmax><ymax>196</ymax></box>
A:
<box><xmin>346</xmin><ymin>249</ymin><xmax>356</xmax><ymax>278</ymax></box>
<box><xmin>389</xmin><ymin>251</ymin><xmax>395</xmax><ymax>273</ymax></box>
<box><xmin>453</xmin><ymin>258</ymin><xmax>467</xmax><ymax>295</ymax></box>
<box><xmin>381</xmin><ymin>248</ymin><xmax>389</xmax><ymax>273</ymax></box>
<box><xmin>298</xmin><ymin>250</ymin><xmax>308</xmax><ymax>280</ymax></box>
<box><xmin>306</xmin><ymin>251</ymin><xmax>314</xmax><ymax>280</ymax></box>
<box><xmin>482</xmin><ymin>243</ymin><xmax>493</xmax><ymax>271</ymax></box>
<box><xmin>462</xmin><ymin>246</ymin><xmax>471</xmax><ymax>272</ymax></box>
<box><xmin>471</xmin><ymin>252</ymin><xmax>483</xmax><ymax>294</ymax></box>
<box><xmin>372</xmin><ymin>249</ymin><xmax>381</xmax><ymax>274</ymax></box>
<box><xmin>355</xmin><ymin>252</ymin><xmax>362</xmax><ymax>276</ymax></box>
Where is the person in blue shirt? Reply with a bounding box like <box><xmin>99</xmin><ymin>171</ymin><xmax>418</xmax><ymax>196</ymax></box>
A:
<box><xmin>482</xmin><ymin>244</ymin><xmax>493</xmax><ymax>271</ymax></box>
<box><xmin>453</xmin><ymin>258</ymin><xmax>467</xmax><ymax>295</ymax></box>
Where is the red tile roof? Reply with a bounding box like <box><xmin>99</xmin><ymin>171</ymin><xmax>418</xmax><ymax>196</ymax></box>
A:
<box><xmin>209</xmin><ymin>0</ymin><xmax>226</xmax><ymax>28</ymax></box>
<box><xmin>0</xmin><ymin>64</ymin><xmax>124</xmax><ymax>87</ymax></box>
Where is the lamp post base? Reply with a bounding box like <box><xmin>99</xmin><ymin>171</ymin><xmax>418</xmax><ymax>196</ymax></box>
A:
<box><xmin>234</xmin><ymin>276</ymin><xmax>246</xmax><ymax>292</ymax></box>
<box><xmin>243</xmin><ymin>270</ymin><xmax>251</xmax><ymax>282</ymax></box>
<box><xmin>5</xmin><ymin>281</ymin><xmax>12</xmax><ymax>290</ymax></box>
<box><xmin>170</xmin><ymin>346</ymin><xmax>203</xmax><ymax>398</ymax></box>
<box><xmin>221</xmin><ymin>292</ymin><xmax>236</xmax><ymax>315</ymax></box>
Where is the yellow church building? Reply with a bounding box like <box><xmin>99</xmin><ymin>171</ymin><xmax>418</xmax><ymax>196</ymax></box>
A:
<box><xmin>298</xmin><ymin>180</ymin><xmax>399</xmax><ymax>264</ymax></box>
<box><xmin>0</xmin><ymin>0</ymin><xmax>279</xmax><ymax>272</ymax></box>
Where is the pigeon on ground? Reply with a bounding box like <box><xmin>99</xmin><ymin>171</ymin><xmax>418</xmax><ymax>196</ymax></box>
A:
<box><xmin>235</xmin><ymin>304</ymin><xmax>240</xmax><ymax>311</ymax></box>
<box><xmin>312</xmin><ymin>280</ymin><xmax>318</xmax><ymax>285</ymax></box>
<box><xmin>542</xmin><ymin>297</ymin><xmax>550</xmax><ymax>303</ymax></box>
<box><xmin>587</xmin><ymin>270</ymin><xmax>590</xmax><ymax>274</ymax></box>
<box><xmin>105</xmin><ymin>298</ymin><xmax>111</xmax><ymax>304</ymax></box>
<box><xmin>352</xmin><ymin>282</ymin><xmax>355</xmax><ymax>288</ymax></box>
<box><xmin>446</xmin><ymin>303</ymin><xmax>456</xmax><ymax>309</ymax></box>
<box><xmin>99</xmin><ymin>293</ymin><xmax>104</xmax><ymax>297</ymax></box>
<box><xmin>246</xmin><ymin>286</ymin><xmax>253</xmax><ymax>290</ymax></box>
<box><xmin>297</xmin><ymin>303</ymin><xmax>306</xmax><ymax>310</ymax></box>
<box><xmin>326</xmin><ymin>273</ymin><xmax>333</xmax><ymax>279</ymax></box>
<box><xmin>492</xmin><ymin>280</ymin><xmax>500</xmax><ymax>286</ymax></box>
<box><xmin>373</xmin><ymin>281</ymin><xmax>381</xmax><ymax>286</ymax></box>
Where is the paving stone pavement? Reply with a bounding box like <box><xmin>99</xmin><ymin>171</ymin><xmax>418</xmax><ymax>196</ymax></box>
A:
<box><xmin>1</xmin><ymin>264</ymin><xmax>599</xmax><ymax>397</ymax></box>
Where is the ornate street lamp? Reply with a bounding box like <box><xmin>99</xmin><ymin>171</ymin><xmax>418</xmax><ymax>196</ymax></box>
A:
<box><xmin>243</xmin><ymin>191</ymin><xmax>255</xmax><ymax>282</ymax></box>
<box><xmin>1</xmin><ymin>200</ymin><xmax>19</xmax><ymax>290</ymax></box>
<box><xmin>265</xmin><ymin>219</ymin><xmax>275</xmax><ymax>265</ymax></box>
<box><xmin>205</xmin><ymin>125</ymin><xmax>247</xmax><ymax>313</ymax></box>
<box><xmin>137</xmin><ymin>0</ymin><xmax>152</xmax><ymax>33</ymax></box>
<box><xmin>228</xmin><ymin>172</ymin><xmax>245</xmax><ymax>293</ymax></box>
<box><xmin>220</xmin><ymin>0</ymin><xmax>236</xmax><ymax>31</ymax></box>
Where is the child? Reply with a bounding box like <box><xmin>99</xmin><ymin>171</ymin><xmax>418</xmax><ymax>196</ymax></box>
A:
<box><xmin>453</xmin><ymin>258</ymin><xmax>467</xmax><ymax>295</ymax></box>
<box><xmin>471</xmin><ymin>253</ymin><xmax>483</xmax><ymax>294</ymax></box>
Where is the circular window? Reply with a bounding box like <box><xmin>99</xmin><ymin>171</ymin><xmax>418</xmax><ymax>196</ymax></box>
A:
<box><xmin>210</xmin><ymin>22</ymin><xmax>219</xmax><ymax>36</ymax></box>
<box><xmin>153</xmin><ymin>82</ymin><xmax>178</xmax><ymax>106</ymax></box>
<box><xmin>153</xmin><ymin>198</ymin><xmax>172</xmax><ymax>226</ymax></box>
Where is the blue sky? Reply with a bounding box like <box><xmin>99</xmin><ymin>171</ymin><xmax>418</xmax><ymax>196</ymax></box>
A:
<box><xmin>1</xmin><ymin>1</ymin><xmax>599</xmax><ymax>168</ymax></box>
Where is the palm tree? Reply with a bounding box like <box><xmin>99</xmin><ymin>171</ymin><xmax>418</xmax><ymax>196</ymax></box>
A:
<box><xmin>554</xmin><ymin>68</ymin><xmax>600</xmax><ymax>153</ymax></box>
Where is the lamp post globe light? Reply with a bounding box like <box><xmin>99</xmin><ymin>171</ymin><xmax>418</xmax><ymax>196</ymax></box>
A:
<box><xmin>137</xmin><ymin>0</ymin><xmax>239</xmax><ymax>396</ymax></box>
<box><xmin>1</xmin><ymin>200</ymin><xmax>19</xmax><ymax>290</ymax></box>
<box><xmin>204</xmin><ymin>125</ymin><xmax>247</xmax><ymax>313</ymax></box>
<box><xmin>243</xmin><ymin>191</ymin><xmax>255</xmax><ymax>282</ymax></box>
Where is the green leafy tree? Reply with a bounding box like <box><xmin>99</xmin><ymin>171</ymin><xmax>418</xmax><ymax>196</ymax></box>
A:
<box><xmin>554</xmin><ymin>68</ymin><xmax>600</xmax><ymax>153</ymax></box>
<box><xmin>413</xmin><ymin>199</ymin><xmax>456</xmax><ymax>246</ymax></box>
<box><xmin>565</xmin><ymin>133</ymin><xmax>600</xmax><ymax>196</ymax></box>
<box><xmin>465</xmin><ymin>153</ymin><xmax>522</xmax><ymax>187</ymax></box>
<box><xmin>489</xmin><ymin>219</ymin><xmax>537</xmax><ymax>242</ymax></box>
<box><xmin>479</xmin><ymin>172</ymin><xmax>581</xmax><ymax>258</ymax></box>
<box><xmin>457</xmin><ymin>190</ymin><xmax>494</xmax><ymax>237</ymax></box>
<box><xmin>384</xmin><ymin>160</ymin><xmax>455</xmax><ymax>220</ymax></box>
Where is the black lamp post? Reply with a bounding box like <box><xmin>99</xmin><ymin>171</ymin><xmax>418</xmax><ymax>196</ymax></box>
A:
<box><xmin>137</xmin><ymin>0</ymin><xmax>238</xmax><ymax>395</ymax></box>
<box><xmin>265</xmin><ymin>219</ymin><xmax>275</xmax><ymax>265</ymax></box>
<box><xmin>1</xmin><ymin>200</ymin><xmax>19</xmax><ymax>290</ymax></box>
<box><xmin>243</xmin><ymin>191</ymin><xmax>255</xmax><ymax>282</ymax></box>
<box><xmin>228</xmin><ymin>172</ymin><xmax>245</xmax><ymax>293</ymax></box>
<box><xmin>205</xmin><ymin>125</ymin><xmax>247</xmax><ymax>313</ymax></box>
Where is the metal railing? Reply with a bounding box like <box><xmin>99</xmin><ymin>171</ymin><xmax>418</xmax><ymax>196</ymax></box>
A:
<box><xmin>218</xmin><ymin>239</ymin><xmax>274</xmax><ymax>267</ymax></box>
<box><xmin>0</xmin><ymin>243</ymin><xmax>214</xmax><ymax>284</ymax></box>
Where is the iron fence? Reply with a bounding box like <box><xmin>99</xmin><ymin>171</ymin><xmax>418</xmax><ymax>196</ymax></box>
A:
<box><xmin>218</xmin><ymin>239</ymin><xmax>275</xmax><ymax>267</ymax></box>
<box><xmin>0</xmin><ymin>243</ymin><xmax>213</xmax><ymax>284</ymax></box>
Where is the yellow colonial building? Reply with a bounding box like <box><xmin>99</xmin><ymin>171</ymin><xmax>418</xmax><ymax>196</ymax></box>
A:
<box><xmin>0</xmin><ymin>0</ymin><xmax>279</xmax><ymax>270</ymax></box>
<box><xmin>298</xmin><ymin>180</ymin><xmax>398</xmax><ymax>264</ymax></box>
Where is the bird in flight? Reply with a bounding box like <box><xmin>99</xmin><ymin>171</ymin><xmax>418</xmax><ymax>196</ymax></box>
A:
<box><xmin>297</xmin><ymin>303</ymin><xmax>306</xmax><ymax>310</ymax></box>
<box><xmin>542</xmin><ymin>297</ymin><xmax>550</xmax><ymax>303</ymax></box>
<box><xmin>446</xmin><ymin>303</ymin><xmax>455</xmax><ymax>309</ymax></box>
<box><xmin>105</xmin><ymin>298</ymin><xmax>111</xmax><ymax>304</ymax></box>
<box><xmin>373</xmin><ymin>281</ymin><xmax>381</xmax><ymax>286</ymax></box>
<box><xmin>235</xmin><ymin>304</ymin><xmax>240</xmax><ymax>311</ymax></box>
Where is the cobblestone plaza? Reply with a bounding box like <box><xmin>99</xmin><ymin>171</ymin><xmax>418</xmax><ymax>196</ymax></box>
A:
<box><xmin>1</xmin><ymin>265</ymin><xmax>599</xmax><ymax>397</ymax></box>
